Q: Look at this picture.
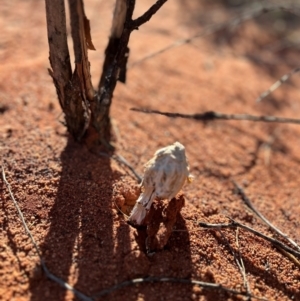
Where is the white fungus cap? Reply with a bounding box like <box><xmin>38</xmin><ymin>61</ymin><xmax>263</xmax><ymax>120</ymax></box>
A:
<box><xmin>129</xmin><ymin>141</ymin><xmax>192</xmax><ymax>225</ymax></box>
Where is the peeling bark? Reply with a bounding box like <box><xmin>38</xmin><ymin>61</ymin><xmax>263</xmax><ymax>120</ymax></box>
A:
<box><xmin>45</xmin><ymin>0</ymin><xmax>168</xmax><ymax>142</ymax></box>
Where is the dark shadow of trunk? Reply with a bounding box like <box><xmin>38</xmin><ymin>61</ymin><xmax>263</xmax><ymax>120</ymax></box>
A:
<box><xmin>28</xmin><ymin>137</ymin><xmax>130</xmax><ymax>300</ymax></box>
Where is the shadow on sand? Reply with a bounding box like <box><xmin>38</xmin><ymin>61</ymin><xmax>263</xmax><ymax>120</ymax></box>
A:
<box><xmin>28</xmin><ymin>138</ymin><xmax>194</xmax><ymax>300</ymax></box>
<box><xmin>28</xmin><ymin>138</ymin><xmax>125</xmax><ymax>300</ymax></box>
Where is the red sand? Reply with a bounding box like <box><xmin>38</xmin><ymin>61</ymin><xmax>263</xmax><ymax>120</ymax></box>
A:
<box><xmin>1</xmin><ymin>1</ymin><xmax>300</xmax><ymax>300</ymax></box>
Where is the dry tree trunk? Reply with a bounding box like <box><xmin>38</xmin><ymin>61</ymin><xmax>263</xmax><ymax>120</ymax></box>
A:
<box><xmin>91</xmin><ymin>0</ymin><xmax>129</xmax><ymax>144</ymax></box>
<box><xmin>45</xmin><ymin>0</ymin><xmax>94</xmax><ymax>140</ymax></box>
<box><xmin>45</xmin><ymin>0</ymin><xmax>167</xmax><ymax>143</ymax></box>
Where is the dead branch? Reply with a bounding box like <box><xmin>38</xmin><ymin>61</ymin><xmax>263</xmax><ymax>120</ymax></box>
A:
<box><xmin>256</xmin><ymin>67</ymin><xmax>300</xmax><ymax>102</ymax></box>
<box><xmin>276</xmin><ymin>247</ymin><xmax>300</xmax><ymax>268</ymax></box>
<box><xmin>91</xmin><ymin>0</ymin><xmax>169</xmax><ymax>140</ymax></box>
<box><xmin>92</xmin><ymin>276</ymin><xmax>268</xmax><ymax>300</ymax></box>
<box><xmin>2</xmin><ymin>166</ymin><xmax>42</xmax><ymax>259</ymax></box>
<box><xmin>92</xmin><ymin>0</ymin><xmax>130</xmax><ymax>139</ymax></box>
<box><xmin>1</xmin><ymin>166</ymin><xmax>92</xmax><ymax>301</ymax></box>
<box><xmin>234</xmin><ymin>181</ymin><xmax>300</xmax><ymax>252</ymax></box>
<box><xmin>45</xmin><ymin>0</ymin><xmax>72</xmax><ymax>97</ymax></box>
<box><xmin>129</xmin><ymin>5</ymin><xmax>300</xmax><ymax>67</ymax></box>
<box><xmin>130</xmin><ymin>0</ymin><xmax>168</xmax><ymax>29</ymax></box>
<box><xmin>113</xmin><ymin>153</ymin><xmax>142</xmax><ymax>183</ymax></box>
<box><xmin>99</xmin><ymin>152</ymin><xmax>142</xmax><ymax>182</ymax></box>
<box><xmin>131</xmin><ymin>108</ymin><xmax>300</xmax><ymax>125</ymax></box>
<box><xmin>199</xmin><ymin>219</ymin><xmax>300</xmax><ymax>259</ymax></box>
<box><xmin>217</xmin><ymin>229</ymin><xmax>251</xmax><ymax>300</ymax></box>
<box><xmin>45</xmin><ymin>0</ymin><xmax>93</xmax><ymax>139</ymax></box>
<box><xmin>46</xmin><ymin>0</ymin><xmax>168</xmax><ymax>141</ymax></box>
<box><xmin>68</xmin><ymin>0</ymin><xmax>95</xmax><ymax>101</ymax></box>
<box><xmin>97</xmin><ymin>0</ymin><xmax>169</xmax><ymax>93</ymax></box>
<box><xmin>235</xmin><ymin>228</ymin><xmax>251</xmax><ymax>300</ymax></box>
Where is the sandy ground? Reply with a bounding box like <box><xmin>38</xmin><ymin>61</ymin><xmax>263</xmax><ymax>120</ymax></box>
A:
<box><xmin>1</xmin><ymin>0</ymin><xmax>300</xmax><ymax>300</ymax></box>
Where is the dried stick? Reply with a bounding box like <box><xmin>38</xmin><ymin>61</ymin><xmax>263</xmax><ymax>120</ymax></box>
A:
<box><xmin>92</xmin><ymin>276</ymin><xmax>268</xmax><ymax>300</ymax></box>
<box><xmin>95</xmin><ymin>0</ymin><xmax>169</xmax><ymax>129</ymax></box>
<box><xmin>256</xmin><ymin>67</ymin><xmax>300</xmax><ymax>102</ymax></box>
<box><xmin>1</xmin><ymin>166</ymin><xmax>92</xmax><ymax>301</ymax></box>
<box><xmin>234</xmin><ymin>181</ymin><xmax>300</xmax><ymax>252</ymax></box>
<box><xmin>99</xmin><ymin>152</ymin><xmax>142</xmax><ymax>182</ymax></box>
<box><xmin>129</xmin><ymin>5</ymin><xmax>298</xmax><ymax>67</ymax></box>
<box><xmin>131</xmin><ymin>108</ymin><xmax>300</xmax><ymax>125</ymax></box>
<box><xmin>217</xmin><ymin>229</ymin><xmax>251</xmax><ymax>300</ymax></box>
<box><xmin>130</xmin><ymin>0</ymin><xmax>168</xmax><ymax>29</ymax></box>
<box><xmin>46</xmin><ymin>0</ymin><xmax>91</xmax><ymax>139</ymax></box>
<box><xmin>198</xmin><ymin>219</ymin><xmax>300</xmax><ymax>259</ymax></box>
<box><xmin>235</xmin><ymin>228</ymin><xmax>251</xmax><ymax>300</ymax></box>
<box><xmin>113</xmin><ymin>153</ymin><xmax>142</xmax><ymax>183</ymax></box>
<box><xmin>45</xmin><ymin>0</ymin><xmax>72</xmax><ymax>105</ymax></box>
<box><xmin>68</xmin><ymin>0</ymin><xmax>95</xmax><ymax>101</ymax></box>
<box><xmin>276</xmin><ymin>247</ymin><xmax>300</xmax><ymax>268</ymax></box>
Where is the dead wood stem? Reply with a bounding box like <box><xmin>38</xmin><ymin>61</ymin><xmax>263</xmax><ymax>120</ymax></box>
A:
<box><xmin>93</xmin><ymin>0</ymin><xmax>168</xmax><ymax>139</ymax></box>
<box><xmin>130</xmin><ymin>0</ymin><xmax>168</xmax><ymax>29</ymax></box>
<box><xmin>256</xmin><ymin>67</ymin><xmax>300</xmax><ymax>102</ymax></box>
<box><xmin>46</xmin><ymin>0</ymin><xmax>168</xmax><ymax>140</ymax></box>
<box><xmin>68</xmin><ymin>0</ymin><xmax>95</xmax><ymax>101</ymax></box>
<box><xmin>131</xmin><ymin>108</ymin><xmax>300</xmax><ymax>125</ymax></box>
<box><xmin>234</xmin><ymin>181</ymin><xmax>300</xmax><ymax>252</ymax></box>
<box><xmin>45</xmin><ymin>0</ymin><xmax>72</xmax><ymax>95</ymax></box>
<box><xmin>45</xmin><ymin>0</ymin><xmax>89</xmax><ymax>139</ymax></box>
<box><xmin>99</xmin><ymin>152</ymin><xmax>142</xmax><ymax>182</ymax></box>
<box><xmin>217</xmin><ymin>229</ymin><xmax>251</xmax><ymax>300</ymax></box>
<box><xmin>92</xmin><ymin>276</ymin><xmax>268</xmax><ymax>300</ymax></box>
<box><xmin>235</xmin><ymin>228</ymin><xmax>251</xmax><ymax>300</ymax></box>
<box><xmin>129</xmin><ymin>5</ymin><xmax>300</xmax><ymax>67</ymax></box>
<box><xmin>199</xmin><ymin>219</ymin><xmax>300</xmax><ymax>259</ymax></box>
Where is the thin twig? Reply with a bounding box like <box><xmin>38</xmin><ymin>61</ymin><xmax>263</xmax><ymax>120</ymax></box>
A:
<box><xmin>92</xmin><ymin>276</ymin><xmax>268</xmax><ymax>300</ymax></box>
<box><xmin>131</xmin><ymin>108</ymin><xmax>300</xmax><ymax>125</ymax></box>
<box><xmin>129</xmin><ymin>5</ymin><xmax>298</xmax><ymax>67</ymax></box>
<box><xmin>130</xmin><ymin>0</ymin><xmax>168</xmax><ymax>29</ymax></box>
<box><xmin>2</xmin><ymin>167</ymin><xmax>41</xmax><ymax>258</ymax></box>
<box><xmin>99</xmin><ymin>152</ymin><xmax>142</xmax><ymax>183</ymax></box>
<box><xmin>1</xmin><ymin>166</ymin><xmax>92</xmax><ymax>301</ymax></box>
<box><xmin>235</xmin><ymin>228</ymin><xmax>251</xmax><ymax>301</ymax></box>
<box><xmin>276</xmin><ymin>246</ymin><xmax>300</xmax><ymax>268</ymax></box>
<box><xmin>256</xmin><ymin>67</ymin><xmax>300</xmax><ymax>102</ymax></box>
<box><xmin>113</xmin><ymin>154</ymin><xmax>142</xmax><ymax>183</ymax></box>
<box><xmin>113</xmin><ymin>198</ymin><xmax>130</xmax><ymax>218</ymax></box>
<box><xmin>198</xmin><ymin>219</ymin><xmax>300</xmax><ymax>259</ymax></box>
<box><xmin>233</xmin><ymin>181</ymin><xmax>300</xmax><ymax>252</ymax></box>
<box><xmin>98</xmin><ymin>151</ymin><xmax>141</xmax><ymax>217</ymax></box>
<box><xmin>216</xmin><ymin>229</ymin><xmax>251</xmax><ymax>300</ymax></box>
